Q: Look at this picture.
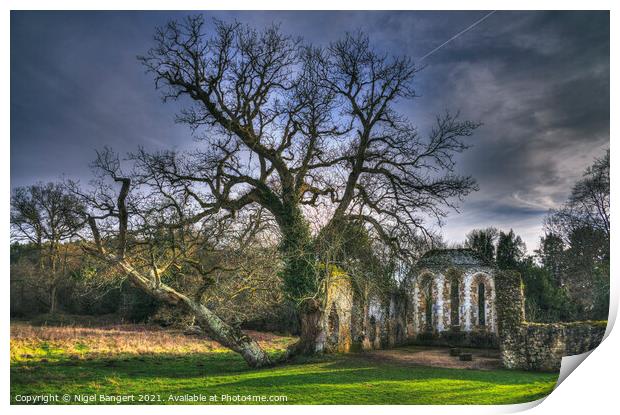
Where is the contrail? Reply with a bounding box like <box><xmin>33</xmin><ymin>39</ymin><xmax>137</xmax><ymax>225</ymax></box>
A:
<box><xmin>419</xmin><ymin>10</ymin><xmax>496</xmax><ymax>61</ymax></box>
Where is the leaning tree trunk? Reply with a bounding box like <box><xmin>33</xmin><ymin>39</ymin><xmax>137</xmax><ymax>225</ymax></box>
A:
<box><xmin>86</xmin><ymin>176</ymin><xmax>272</xmax><ymax>368</ymax></box>
<box><xmin>115</xmin><ymin>259</ymin><xmax>272</xmax><ymax>368</ymax></box>
<box><xmin>184</xmin><ymin>300</ymin><xmax>272</xmax><ymax>368</ymax></box>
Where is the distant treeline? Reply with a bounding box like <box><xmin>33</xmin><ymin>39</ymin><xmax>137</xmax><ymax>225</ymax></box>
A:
<box><xmin>462</xmin><ymin>152</ymin><xmax>609</xmax><ymax>322</ymax></box>
<box><xmin>10</xmin><ymin>152</ymin><xmax>609</xmax><ymax>326</ymax></box>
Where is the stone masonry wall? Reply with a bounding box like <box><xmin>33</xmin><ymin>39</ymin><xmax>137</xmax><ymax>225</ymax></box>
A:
<box><xmin>495</xmin><ymin>270</ymin><xmax>606</xmax><ymax>371</ymax></box>
<box><xmin>321</xmin><ymin>272</ymin><xmax>353</xmax><ymax>353</ymax></box>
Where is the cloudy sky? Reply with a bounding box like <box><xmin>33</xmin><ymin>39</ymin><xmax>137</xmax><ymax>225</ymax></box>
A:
<box><xmin>10</xmin><ymin>11</ymin><xmax>610</xmax><ymax>252</ymax></box>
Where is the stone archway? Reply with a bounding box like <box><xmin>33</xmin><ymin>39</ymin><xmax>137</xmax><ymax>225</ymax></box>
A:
<box><xmin>327</xmin><ymin>301</ymin><xmax>340</xmax><ymax>346</ymax></box>
<box><xmin>416</xmin><ymin>273</ymin><xmax>435</xmax><ymax>332</ymax></box>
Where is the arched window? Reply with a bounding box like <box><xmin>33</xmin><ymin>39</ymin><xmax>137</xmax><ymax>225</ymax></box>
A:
<box><xmin>425</xmin><ymin>300</ymin><xmax>433</xmax><ymax>331</ymax></box>
<box><xmin>478</xmin><ymin>282</ymin><xmax>486</xmax><ymax>326</ymax></box>
<box><xmin>450</xmin><ymin>277</ymin><xmax>460</xmax><ymax>327</ymax></box>
<box><xmin>422</xmin><ymin>277</ymin><xmax>433</xmax><ymax>331</ymax></box>
<box><xmin>328</xmin><ymin>303</ymin><xmax>339</xmax><ymax>341</ymax></box>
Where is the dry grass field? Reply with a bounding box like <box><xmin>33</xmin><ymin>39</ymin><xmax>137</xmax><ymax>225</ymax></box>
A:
<box><xmin>10</xmin><ymin>321</ymin><xmax>294</xmax><ymax>361</ymax></box>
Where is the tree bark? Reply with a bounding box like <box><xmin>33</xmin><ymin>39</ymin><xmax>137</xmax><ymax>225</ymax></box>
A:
<box><xmin>115</xmin><ymin>257</ymin><xmax>273</xmax><ymax>368</ymax></box>
<box><xmin>290</xmin><ymin>299</ymin><xmax>325</xmax><ymax>355</ymax></box>
<box><xmin>185</xmin><ymin>300</ymin><xmax>272</xmax><ymax>368</ymax></box>
<box><xmin>276</xmin><ymin>206</ymin><xmax>327</xmax><ymax>357</ymax></box>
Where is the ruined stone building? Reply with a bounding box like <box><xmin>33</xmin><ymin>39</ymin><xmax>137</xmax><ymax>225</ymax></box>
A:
<box><xmin>319</xmin><ymin>248</ymin><xmax>498</xmax><ymax>353</ymax></box>
<box><xmin>404</xmin><ymin>249</ymin><xmax>497</xmax><ymax>341</ymax></box>
<box><xmin>318</xmin><ymin>248</ymin><xmax>605</xmax><ymax>371</ymax></box>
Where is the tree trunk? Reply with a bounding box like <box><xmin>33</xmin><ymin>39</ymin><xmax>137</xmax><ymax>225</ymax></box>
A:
<box><xmin>49</xmin><ymin>285</ymin><xmax>58</xmax><ymax>314</ymax></box>
<box><xmin>115</xmin><ymin>258</ymin><xmax>272</xmax><ymax>368</ymax></box>
<box><xmin>277</xmin><ymin>207</ymin><xmax>326</xmax><ymax>357</ymax></box>
<box><xmin>49</xmin><ymin>242</ymin><xmax>59</xmax><ymax>314</ymax></box>
<box><xmin>290</xmin><ymin>299</ymin><xmax>325</xmax><ymax>355</ymax></box>
<box><xmin>184</xmin><ymin>300</ymin><xmax>272</xmax><ymax>368</ymax></box>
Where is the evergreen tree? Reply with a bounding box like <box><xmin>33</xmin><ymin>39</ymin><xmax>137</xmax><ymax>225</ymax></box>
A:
<box><xmin>535</xmin><ymin>232</ymin><xmax>566</xmax><ymax>287</ymax></box>
<box><xmin>496</xmin><ymin>229</ymin><xmax>526</xmax><ymax>270</ymax></box>
<box><xmin>464</xmin><ymin>227</ymin><xmax>498</xmax><ymax>262</ymax></box>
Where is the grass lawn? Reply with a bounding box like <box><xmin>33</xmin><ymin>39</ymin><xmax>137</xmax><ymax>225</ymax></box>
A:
<box><xmin>10</xmin><ymin>322</ymin><xmax>559</xmax><ymax>405</ymax></box>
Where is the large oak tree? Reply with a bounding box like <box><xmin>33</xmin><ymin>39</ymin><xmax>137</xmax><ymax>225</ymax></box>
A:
<box><xmin>133</xmin><ymin>16</ymin><xmax>479</xmax><ymax>355</ymax></box>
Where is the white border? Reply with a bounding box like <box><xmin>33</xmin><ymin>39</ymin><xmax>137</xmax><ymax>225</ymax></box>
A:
<box><xmin>2</xmin><ymin>2</ymin><xmax>617</xmax><ymax>414</ymax></box>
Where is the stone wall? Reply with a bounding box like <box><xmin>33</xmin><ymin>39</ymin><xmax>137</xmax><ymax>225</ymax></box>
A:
<box><xmin>321</xmin><ymin>271</ymin><xmax>354</xmax><ymax>353</ymax></box>
<box><xmin>496</xmin><ymin>270</ymin><xmax>606</xmax><ymax>371</ymax></box>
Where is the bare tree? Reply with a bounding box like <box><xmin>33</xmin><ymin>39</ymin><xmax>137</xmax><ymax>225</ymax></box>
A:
<box><xmin>543</xmin><ymin>150</ymin><xmax>610</xmax><ymax>316</ymax></box>
<box><xmin>67</xmin><ymin>148</ymin><xmax>275</xmax><ymax>367</ymax></box>
<box><xmin>136</xmin><ymin>16</ymin><xmax>479</xmax><ymax>354</ymax></box>
<box><xmin>546</xmin><ymin>150</ymin><xmax>610</xmax><ymax>243</ymax></box>
<box><xmin>10</xmin><ymin>183</ymin><xmax>85</xmax><ymax>313</ymax></box>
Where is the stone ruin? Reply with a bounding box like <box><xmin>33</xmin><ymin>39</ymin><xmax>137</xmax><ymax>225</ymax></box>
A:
<box><xmin>319</xmin><ymin>248</ymin><xmax>606</xmax><ymax>371</ymax></box>
<box><xmin>495</xmin><ymin>270</ymin><xmax>606</xmax><ymax>371</ymax></box>
<box><xmin>404</xmin><ymin>249</ymin><xmax>498</xmax><ymax>347</ymax></box>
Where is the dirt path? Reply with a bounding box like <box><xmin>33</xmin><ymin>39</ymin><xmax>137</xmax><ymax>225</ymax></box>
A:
<box><xmin>361</xmin><ymin>346</ymin><xmax>502</xmax><ymax>370</ymax></box>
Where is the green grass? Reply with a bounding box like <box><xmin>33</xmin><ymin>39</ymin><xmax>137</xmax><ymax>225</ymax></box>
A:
<box><xmin>10</xmin><ymin>321</ymin><xmax>558</xmax><ymax>405</ymax></box>
<box><xmin>11</xmin><ymin>350</ymin><xmax>558</xmax><ymax>405</ymax></box>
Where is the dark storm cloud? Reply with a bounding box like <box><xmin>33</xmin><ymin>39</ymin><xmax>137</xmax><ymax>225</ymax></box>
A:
<box><xmin>10</xmin><ymin>11</ymin><xmax>609</xmax><ymax>251</ymax></box>
<box><xmin>402</xmin><ymin>11</ymin><xmax>609</xmax><ymax>250</ymax></box>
